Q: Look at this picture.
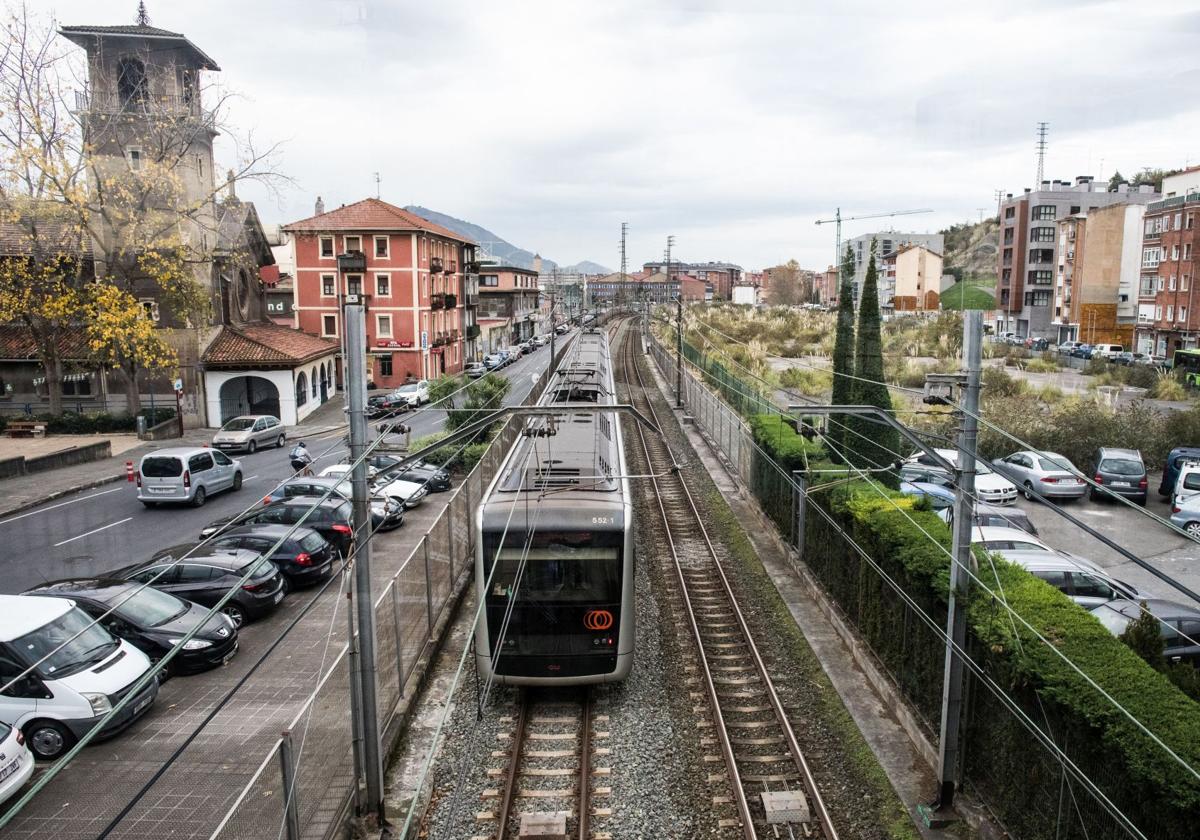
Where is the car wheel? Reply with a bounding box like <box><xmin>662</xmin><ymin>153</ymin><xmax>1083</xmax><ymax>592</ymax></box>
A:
<box><xmin>141</xmin><ymin>500</ymin><xmax>157</xmax><ymax>508</ymax></box>
<box><xmin>276</xmin><ymin>434</ymin><xmax>286</xmax><ymax>448</ymax></box>
<box><xmin>192</xmin><ymin>486</ymin><xmax>207</xmax><ymax>507</ymax></box>
<box><xmin>281</xmin><ymin>576</ymin><xmax>293</xmax><ymax>596</ymax></box>
<box><xmin>25</xmin><ymin>720</ymin><xmax>74</xmax><ymax>761</ymax></box>
<box><xmin>221</xmin><ymin>603</ymin><xmax>246</xmax><ymax>628</ymax></box>
<box><xmin>1023</xmin><ymin>482</ymin><xmax>1035</xmax><ymax>501</ymax></box>
<box><xmin>232</xmin><ymin>472</ymin><xmax>243</xmax><ymax>491</ymax></box>
<box><xmin>1186</xmin><ymin>522</ymin><xmax>1200</xmax><ymax>538</ymax></box>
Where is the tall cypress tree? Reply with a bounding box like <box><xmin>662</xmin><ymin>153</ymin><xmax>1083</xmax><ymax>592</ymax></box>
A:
<box><xmin>829</xmin><ymin>245</ymin><xmax>857</xmax><ymax>460</ymax></box>
<box><xmin>848</xmin><ymin>240</ymin><xmax>900</xmax><ymax>485</ymax></box>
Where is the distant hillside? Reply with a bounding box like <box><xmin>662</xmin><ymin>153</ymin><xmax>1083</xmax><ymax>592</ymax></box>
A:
<box><xmin>404</xmin><ymin>206</ymin><xmax>611</xmax><ymax>274</ymax></box>
<box><xmin>941</xmin><ymin>218</ymin><xmax>999</xmax><ymax>283</ymax></box>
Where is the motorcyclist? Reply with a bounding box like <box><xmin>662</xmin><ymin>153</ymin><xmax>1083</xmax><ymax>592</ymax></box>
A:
<box><xmin>289</xmin><ymin>441</ymin><xmax>314</xmax><ymax>476</ymax></box>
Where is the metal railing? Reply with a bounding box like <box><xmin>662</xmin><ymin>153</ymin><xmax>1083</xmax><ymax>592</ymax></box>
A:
<box><xmin>209</xmin><ymin>337</ymin><xmax>578</xmax><ymax>840</ymax></box>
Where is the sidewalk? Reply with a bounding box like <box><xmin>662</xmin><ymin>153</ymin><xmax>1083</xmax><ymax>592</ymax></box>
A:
<box><xmin>0</xmin><ymin>399</ymin><xmax>348</xmax><ymax>521</ymax></box>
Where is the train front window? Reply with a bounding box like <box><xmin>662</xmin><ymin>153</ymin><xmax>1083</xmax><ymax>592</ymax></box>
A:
<box><xmin>484</xmin><ymin>531</ymin><xmax>621</xmax><ymax>603</ymax></box>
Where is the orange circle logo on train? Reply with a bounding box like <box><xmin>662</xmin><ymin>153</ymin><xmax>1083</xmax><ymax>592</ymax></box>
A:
<box><xmin>583</xmin><ymin>609</ymin><xmax>614</xmax><ymax>631</ymax></box>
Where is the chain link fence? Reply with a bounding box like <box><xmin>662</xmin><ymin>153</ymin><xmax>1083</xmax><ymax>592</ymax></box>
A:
<box><xmin>647</xmin><ymin>330</ymin><xmax>1166</xmax><ymax>840</ymax></box>
<box><xmin>207</xmin><ymin>339</ymin><xmax>579</xmax><ymax>840</ymax></box>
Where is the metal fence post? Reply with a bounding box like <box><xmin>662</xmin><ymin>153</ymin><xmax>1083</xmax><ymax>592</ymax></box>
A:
<box><xmin>391</xmin><ymin>583</ymin><xmax>406</xmax><ymax>697</ymax></box>
<box><xmin>792</xmin><ymin>470</ymin><xmax>806</xmax><ymax>555</ymax></box>
<box><xmin>423</xmin><ymin>537</ymin><xmax>435</xmax><ymax>638</ymax></box>
<box><xmin>279</xmin><ymin>729</ymin><xmax>302</xmax><ymax>840</ymax></box>
<box><xmin>447</xmin><ymin>496</ymin><xmax>457</xmax><ymax>583</ymax></box>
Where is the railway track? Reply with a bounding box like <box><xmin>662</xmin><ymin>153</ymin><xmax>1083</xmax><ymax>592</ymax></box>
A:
<box><xmin>478</xmin><ymin>687</ymin><xmax>605</xmax><ymax>840</ymax></box>
<box><xmin>617</xmin><ymin>319</ymin><xmax>839</xmax><ymax>840</ymax></box>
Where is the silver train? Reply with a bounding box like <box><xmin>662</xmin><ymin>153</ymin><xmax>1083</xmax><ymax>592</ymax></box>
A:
<box><xmin>473</xmin><ymin>328</ymin><xmax>634</xmax><ymax>685</ymax></box>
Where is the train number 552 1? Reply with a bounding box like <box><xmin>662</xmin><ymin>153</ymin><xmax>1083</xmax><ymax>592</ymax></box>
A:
<box><xmin>591</xmin><ymin>516</ymin><xmax>613</xmax><ymax>525</ymax></box>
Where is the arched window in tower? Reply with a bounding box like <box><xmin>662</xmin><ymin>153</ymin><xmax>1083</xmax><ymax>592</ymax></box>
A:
<box><xmin>116</xmin><ymin>57</ymin><xmax>148</xmax><ymax>110</ymax></box>
<box><xmin>181</xmin><ymin>69</ymin><xmax>195</xmax><ymax>107</ymax></box>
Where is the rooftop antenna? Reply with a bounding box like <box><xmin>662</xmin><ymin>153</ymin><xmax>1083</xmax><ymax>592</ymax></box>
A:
<box><xmin>373</xmin><ymin>172</ymin><xmax>380</xmax><ymax>199</ymax></box>
<box><xmin>136</xmin><ymin>1</ymin><xmax>150</xmax><ymax>25</ymax></box>
<box><xmin>1035</xmin><ymin>121</ymin><xmax>1049</xmax><ymax>186</ymax></box>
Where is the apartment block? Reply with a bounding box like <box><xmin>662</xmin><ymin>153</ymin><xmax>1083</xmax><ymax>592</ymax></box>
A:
<box><xmin>284</xmin><ymin>198</ymin><xmax>477</xmax><ymax>386</ymax></box>
<box><xmin>886</xmin><ymin>245</ymin><xmax>945</xmax><ymax>312</ymax></box>
<box><xmin>843</xmin><ymin>231</ymin><xmax>943</xmax><ymax>307</ymax></box>
<box><xmin>478</xmin><ymin>264</ymin><xmax>541</xmax><ymax>353</ymax></box>
<box><xmin>1135</xmin><ymin>167</ymin><xmax>1200</xmax><ymax>355</ymax></box>
<box><xmin>642</xmin><ymin>260</ymin><xmax>742</xmax><ymax>300</ymax></box>
<box><xmin>1052</xmin><ymin>205</ymin><xmax>1144</xmax><ymax>347</ymax></box>
<box><xmin>996</xmin><ymin>177</ymin><xmax>1157</xmax><ymax>338</ymax></box>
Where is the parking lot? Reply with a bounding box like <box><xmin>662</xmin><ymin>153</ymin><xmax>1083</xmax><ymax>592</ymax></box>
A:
<box><xmin>1008</xmin><ymin>477</ymin><xmax>1200</xmax><ymax>602</ymax></box>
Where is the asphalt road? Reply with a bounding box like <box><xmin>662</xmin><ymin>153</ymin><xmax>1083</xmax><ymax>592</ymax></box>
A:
<box><xmin>1008</xmin><ymin>477</ymin><xmax>1200</xmax><ymax>605</ymax></box>
<box><xmin>0</xmin><ymin>345</ymin><xmax>557</xmax><ymax>595</ymax></box>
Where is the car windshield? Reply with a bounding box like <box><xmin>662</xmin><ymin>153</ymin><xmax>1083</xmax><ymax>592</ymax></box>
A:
<box><xmin>237</xmin><ymin>557</ymin><xmax>275</xmax><ymax>580</ymax></box>
<box><xmin>299</xmin><ymin>532</ymin><xmax>327</xmax><ymax>552</ymax></box>
<box><xmin>1092</xmin><ymin>605</ymin><xmax>1132</xmax><ymax>636</ymax></box>
<box><xmin>14</xmin><ymin>607</ymin><xmax>118</xmax><ymax>678</ymax></box>
<box><xmin>397</xmin><ymin>384</ymin><xmax>420</xmax><ymax>393</ymax></box>
<box><xmin>113</xmin><ymin>587</ymin><xmax>189</xmax><ymax>628</ymax></box>
<box><xmin>221</xmin><ymin>418</ymin><xmax>255</xmax><ymax>431</ymax></box>
<box><xmin>141</xmin><ymin>456</ymin><xmax>183</xmax><ymax>477</ymax></box>
<box><xmin>1100</xmin><ymin>458</ymin><xmax>1142</xmax><ymax>476</ymax></box>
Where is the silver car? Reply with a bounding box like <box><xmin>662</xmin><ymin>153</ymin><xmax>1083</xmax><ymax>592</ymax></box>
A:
<box><xmin>212</xmin><ymin>415</ymin><xmax>286</xmax><ymax>454</ymax></box>
<box><xmin>137</xmin><ymin>447</ymin><xmax>243</xmax><ymax>507</ymax></box>
<box><xmin>991</xmin><ymin>450</ymin><xmax>1087</xmax><ymax>500</ymax></box>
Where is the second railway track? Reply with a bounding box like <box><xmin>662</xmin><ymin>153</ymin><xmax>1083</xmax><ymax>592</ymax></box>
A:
<box><xmin>617</xmin><ymin>320</ymin><xmax>839</xmax><ymax>840</ymax></box>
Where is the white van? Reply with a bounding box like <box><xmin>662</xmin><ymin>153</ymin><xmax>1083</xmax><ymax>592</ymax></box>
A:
<box><xmin>1091</xmin><ymin>343</ymin><xmax>1124</xmax><ymax>360</ymax></box>
<box><xmin>137</xmin><ymin>446</ymin><xmax>243</xmax><ymax>508</ymax></box>
<box><xmin>0</xmin><ymin>595</ymin><xmax>159</xmax><ymax>760</ymax></box>
<box><xmin>1173</xmin><ymin>460</ymin><xmax>1200</xmax><ymax>508</ymax></box>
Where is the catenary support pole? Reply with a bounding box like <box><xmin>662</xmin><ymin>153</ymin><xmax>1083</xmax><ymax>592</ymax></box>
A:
<box><xmin>933</xmin><ymin>309</ymin><xmax>982</xmax><ymax>813</ymax></box>
<box><xmin>345</xmin><ymin>302</ymin><xmax>385</xmax><ymax>824</ymax></box>
<box><xmin>676</xmin><ymin>296</ymin><xmax>683</xmax><ymax>408</ymax></box>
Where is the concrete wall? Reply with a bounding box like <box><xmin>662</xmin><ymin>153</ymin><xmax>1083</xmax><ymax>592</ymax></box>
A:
<box><xmin>1</xmin><ymin>440</ymin><xmax>112</xmax><ymax>477</ymax></box>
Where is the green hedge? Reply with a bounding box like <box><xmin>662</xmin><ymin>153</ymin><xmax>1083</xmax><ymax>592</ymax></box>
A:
<box><xmin>4</xmin><ymin>408</ymin><xmax>177</xmax><ymax>435</ymax></box>
<box><xmin>809</xmin><ymin>482</ymin><xmax>1200</xmax><ymax>839</ymax></box>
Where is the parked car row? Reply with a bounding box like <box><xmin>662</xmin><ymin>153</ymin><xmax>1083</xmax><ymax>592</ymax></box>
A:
<box><xmin>900</xmin><ymin>444</ymin><xmax>1200</xmax><ymax>668</ymax></box>
<box><xmin>991</xmin><ymin>334</ymin><xmax>1168</xmax><ymax>367</ymax></box>
<box><xmin>367</xmin><ymin>380</ymin><xmax>431</xmax><ymax>418</ymax></box>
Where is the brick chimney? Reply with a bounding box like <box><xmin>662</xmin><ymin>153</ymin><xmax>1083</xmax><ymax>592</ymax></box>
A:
<box><xmin>314</xmin><ymin>196</ymin><xmax>325</xmax><ymax>216</ymax></box>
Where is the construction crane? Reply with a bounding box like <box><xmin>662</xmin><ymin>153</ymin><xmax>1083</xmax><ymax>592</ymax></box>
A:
<box><xmin>814</xmin><ymin>207</ymin><xmax>934</xmax><ymax>289</ymax></box>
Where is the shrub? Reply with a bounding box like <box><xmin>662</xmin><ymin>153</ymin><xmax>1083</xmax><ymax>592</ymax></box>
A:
<box><xmin>748</xmin><ymin>414</ymin><xmax>823</xmax><ymax>470</ymax></box>
<box><xmin>779</xmin><ymin>366</ymin><xmax>831</xmax><ymax>395</ymax></box>
<box><xmin>1151</xmin><ymin>373</ymin><xmax>1188</xmax><ymax>401</ymax></box>
<box><xmin>1083</xmin><ymin>357</ymin><xmax>1111</xmax><ymax>377</ymax></box>
<box><xmin>981</xmin><ymin>365</ymin><xmax>1027</xmax><ymax>397</ymax></box>
<box><xmin>1125</xmin><ymin>364</ymin><xmax>1160</xmax><ymax>390</ymax></box>
<box><xmin>23</xmin><ymin>409</ymin><xmax>174</xmax><ymax>435</ymax></box>
<box><xmin>1024</xmin><ymin>357</ymin><xmax>1059</xmax><ymax>373</ymax></box>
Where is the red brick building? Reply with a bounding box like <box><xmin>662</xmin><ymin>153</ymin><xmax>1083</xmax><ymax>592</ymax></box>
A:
<box><xmin>284</xmin><ymin>199</ymin><xmax>477</xmax><ymax>387</ymax></box>
<box><xmin>1136</xmin><ymin>168</ymin><xmax>1200</xmax><ymax>355</ymax></box>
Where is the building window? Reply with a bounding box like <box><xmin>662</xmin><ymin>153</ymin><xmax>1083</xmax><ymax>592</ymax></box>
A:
<box><xmin>321</xmin><ymin>274</ymin><xmax>335</xmax><ymax>296</ymax></box>
<box><xmin>322</xmin><ymin>314</ymin><xmax>337</xmax><ymax>337</ymax></box>
<box><xmin>1168</xmin><ymin>305</ymin><xmax>1174</xmax><ymax>321</ymax></box>
<box><xmin>1185</xmin><ymin>244</ymin><xmax>1193</xmax><ymax>260</ymax></box>
<box><xmin>1143</xmin><ymin>247</ymin><xmax>1161</xmax><ymax>268</ymax></box>
<box><xmin>320</xmin><ymin>237</ymin><xmax>334</xmax><ymax>258</ymax></box>
<box><xmin>1004</xmin><ymin>207</ymin><xmax>1015</xmax><ymax>219</ymax></box>
<box><xmin>1187</xmin><ymin>213</ymin><xmax>1195</xmax><ymax>230</ymax></box>
<box><xmin>1184</xmin><ymin>275</ymin><xmax>1191</xmax><ymax>292</ymax></box>
<box><xmin>1030</xmin><ymin>226</ymin><xmax>1055</xmax><ymax>242</ymax></box>
<box><xmin>347</xmin><ymin>275</ymin><xmax>362</xmax><ymax>296</ymax></box>
<box><xmin>1181</xmin><ymin>307</ymin><xmax>1189</xmax><ymax>322</ymax></box>
<box><xmin>379</xmin><ymin>355</ymin><xmax>393</xmax><ymax>377</ymax></box>
<box><xmin>1156</xmin><ymin>305</ymin><xmax>1163</xmax><ymax>320</ymax></box>
<box><xmin>374</xmin><ymin>236</ymin><xmax>389</xmax><ymax>258</ymax></box>
<box><xmin>377</xmin><ymin>314</ymin><xmax>392</xmax><ymax>337</ymax></box>
<box><xmin>126</xmin><ymin>148</ymin><xmax>142</xmax><ymax>171</ymax></box>
<box><xmin>482</xmin><ymin>274</ymin><xmax>499</xmax><ymax>287</ymax></box>
<box><xmin>1033</xmin><ymin>205</ymin><xmax>1056</xmax><ymax>221</ymax></box>
<box><xmin>1175</xmin><ymin>213</ymin><xmax>1183</xmax><ymax>230</ymax></box>
<box><xmin>345</xmin><ymin>235</ymin><xmax>362</xmax><ymax>253</ymax></box>
<box><xmin>1028</xmin><ymin>270</ymin><xmax>1052</xmax><ymax>286</ymax></box>
<box><xmin>62</xmin><ymin>374</ymin><xmax>92</xmax><ymax>397</ymax></box>
<box><xmin>116</xmin><ymin>57</ymin><xmax>147</xmax><ymax>108</ymax></box>
<box><xmin>1170</xmin><ymin>275</ymin><xmax>1177</xmax><ymax>291</ymax></box>
<box><xmin>1003</xmin><ymin>229</ymin><xmax>1013</xmax><ymax>245</ymax></box>
<box><xmin>1172</xmin><ymin>245</ymin><xmax>1180</xmax><ymax>261</ymax></box>
<box><xmin>1069</xmin><ymin>205</ymin><xmax>1080</xmax><ymax>215</ymax></box>
<box><xmin>376</xmin><ymin>274</ymin><xmax>390</xmax><ymax>296</ymax></box>
<box><xmin>1029</xmin><ymin>249</ymin><xmax>1054</xmax><ymax>264</ymax></box>
<box><xmin>139</xmin><ymin>299</ymin><xmax>159</xmax><ymax>322</ymax></box>
<box><xmin>296</xmin><ymin>372</ymin><xmax>308</xmax><ymax>408</ymax></box>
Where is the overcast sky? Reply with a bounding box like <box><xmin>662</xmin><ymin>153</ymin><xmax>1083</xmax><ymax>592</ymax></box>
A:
<box><xmin>47</xmin><ymin>0</ymin><xmax>1200</xmax><ymax>270</ymax></box>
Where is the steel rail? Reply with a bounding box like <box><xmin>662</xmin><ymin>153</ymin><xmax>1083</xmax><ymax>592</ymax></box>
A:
<box><xmin>621</xmin><ymin>318</ymin><xmax>839</xmax><ymax>840</ymax></box>
<box><xmin>578</xmin><ymin>686</ymin><xmax>593</xmax><ymax>840</ymax></box>
<box><xmin>495</xmin><ymin>689</ymin><xmax>530</xmax><ymax>840</ymax></box>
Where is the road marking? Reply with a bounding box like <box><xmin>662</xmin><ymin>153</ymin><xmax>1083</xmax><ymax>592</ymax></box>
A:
<box><xmin>0</xmin><ymin>487</ymin><xmax>125</xmax><ymax>527</ymax></box>
<box><xmin>54</xmin><ymin>517</ymin><xmax>133</xmax><ymax>547</ymax></box>
<box><xmin>245</xmin><ymin>475</ymin><xmax>259</xmax><ymax>481</ymax></box>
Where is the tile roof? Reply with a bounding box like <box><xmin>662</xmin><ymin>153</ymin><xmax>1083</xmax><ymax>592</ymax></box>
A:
<box><xmin>0</xmin><ymin>217</ymin><xmax>91</xmax><ymax>258</ymax></box>
<box><xmin>202</xmin><ymin>323</ymin><xmax>338</xmax><ymax>367</ymax></box>
<box><xmin>58</xmin><ymin>24</ymin><xmax>220</xmax><ymax>70</ymax></box>
<box><xmin>0</xmin><ymin>325</ymin><xmax>92</xmax><ymax>361</ymax></box>
<box><xmin>283</xmin><ymin>198</ymin><xmax>475</xmax><ymax>244</ymax></box>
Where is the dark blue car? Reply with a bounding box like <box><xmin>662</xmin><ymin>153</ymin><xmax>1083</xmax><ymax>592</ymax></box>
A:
<box><xmin>1159</xmin><ymin>447</ymin><xmax>1200</xmax><ymax>498</ymax></box>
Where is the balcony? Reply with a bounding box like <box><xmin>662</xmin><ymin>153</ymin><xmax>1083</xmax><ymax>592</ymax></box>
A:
<box><xmin>466</xmin><ymin>260</ymin><xmax>481</xmax><ymax>274</ymax></box>
<box><xmin>444</xmin><ymin>293</ymin><xmax>457</xmax><ymax>309</ymax></box>
<box><xmin>448</xmin><ymin>260</ymin><xmax>458</xmax><ymax>274</ymax></box>
<box><xmin>464</xmin><ymin>291</ymin><xmax>479</xmax><ymax>306</ymax></box>
<box><xmin>430</xmin><ymin>293</ymin><xmax>445</xmax><ymax>310</ymax></box>
<box><xmin>75</xmin><ymin>89</ymin><xmax>207</xmax><ymax>119</ymax></box>
<box><xmin>465</xmin><ymin>323</ymin><xmax>481</xmax><ymax>339</ymax></box>
<box><xmin>430</xmin><ymin>257</ymin><xmax>444</xmax><ymax>274</ymax></box>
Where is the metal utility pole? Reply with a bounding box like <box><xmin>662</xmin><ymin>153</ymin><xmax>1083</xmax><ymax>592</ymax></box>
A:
<box><xmin>344</xmin><ymin>302</ymin><xmax>385</xmax><ymax>824</ymax></box>
<box><xmin>675</xmin><ymin>295</ymin><xmax>683</xmax><ymax>408</ymax></box>
<box><xmin>550</xmin><ymin>282</ymin><xmax>557</xmax><ymax>360</ymax></box>
<box><xmin>932</xmin><ymin>309</ymin><xmax>982</xmax><ymax>816</ymax></box>
<box><xmin>814</xmin><ymin>207</ymin><xmax>934</xmax><ymax>306</ymax></box>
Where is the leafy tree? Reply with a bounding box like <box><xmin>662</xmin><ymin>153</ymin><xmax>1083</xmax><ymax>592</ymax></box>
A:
<box><xmin>1119</xmin><ymin>602</ymin><xmax>1166</xmax><ymax>670</ymax></box>
<box><xmin>0</xmin><ymin>6</ymin><xmax>284</xmax><ymax>414</ymax></box>
<box><xmin>847</xmin><ymin>240</ymin><xmax>899</xmax><ymax>484</ymax></box>
<box><xmin>84</xmin><ymin>283</ymin><xmax>178</xmax><ymax>415</ymax></box>
<box><xmin>428</xmin><ymin>372</ymin><xmax>511</xmax><ymax>434</ymax></box>
<box><xmin>766</xmin><ymin>259</ymin><xmax>811</xmax><ymax>306</ymax></box>
<box><xmin>829</xmin><ymin>245</ymin><xmax>857</xmax><ymax>459</ymax></box>
<box><xmin>1107</xmin><ymin>170</ymin><xmax>1126</xmax><ymax>191</ymax></box>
